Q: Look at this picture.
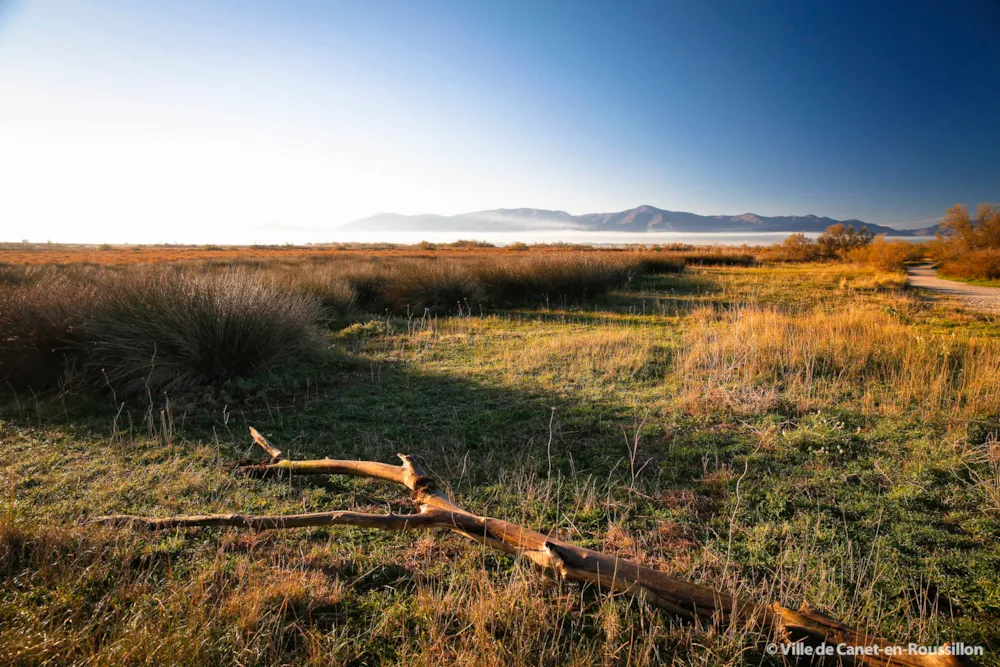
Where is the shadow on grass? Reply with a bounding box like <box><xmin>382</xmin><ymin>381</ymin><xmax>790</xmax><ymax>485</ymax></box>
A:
<box><xmin>4</xmin><ymin>325</ymin><xmax>1000</xmax><ymax>658</ymax></box>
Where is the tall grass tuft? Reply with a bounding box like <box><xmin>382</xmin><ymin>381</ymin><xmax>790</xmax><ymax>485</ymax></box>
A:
<box><xmin>342</xmin><ymin>265</ymin><xmax>393</xmax><ymax>313</ymax></box>
<box><xmin>632</xmin><ymin>253</ymin><xmax>686</xmax><ymax>275</ymax></box>
<box><xmin>274</xmin><ymin>267</ymin><xmax>357</xmax><ymax>319</ymax></box>
<box><xmin>382</xmin><ymin>261</ymin><xmax>486</xmax><ymax>314</ymax></box>
<box><xmin>331</xmin><ymin>253</ymin><xmax>669</xmax><ymax>313</ymax></box>
<box><xmin>473</xmin><ymin>254</ymin><xmax>638</xmax><ymax>307</ymax></box>
<box><xmin>673</xmin><ymin>251</ymin><xmax>756</xmax><ymax>267</ymax></box>
<box><xmin>84</xmin><ymin>270</ymin><xmax>322</xmax><ymax>396</ymax></box>
<box><xmin>0</xmin><ymin>269</ymin><xmax>322</xmax><ymax>396</ymax></box>
<box><xmin>0</xmin><ymin>277</ymin><xmax>92</xmax><ymax>390</ymax></box>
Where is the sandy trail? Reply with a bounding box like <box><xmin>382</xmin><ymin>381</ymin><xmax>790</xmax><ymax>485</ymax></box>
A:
<box><xmin>906</xmin><ymin>264</ymin><xmax>1000</xmax><ymax>314</ymax></box>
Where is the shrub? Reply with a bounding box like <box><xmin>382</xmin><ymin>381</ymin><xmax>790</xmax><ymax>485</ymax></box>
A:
<box><xmin>766</xmin><ymin>225</ymin><xmax>877</xmax><ymax>264</ymax></box>
<box><xmin>766</xmin><ymin>234</ymin><xmax>821</xmax><ymax>262</ymax></box>
<box><xmin>938</xmin><ymin>203</ymin><xmax>1000</xmax><ymax>251</ymax></box>
<box><xmin>816</xmin><ymin>224</ymin><xmax>874</xmax><ymax>258</ymax></box>
<box><xmin>845</xmin><ymin>237</ymin><xmax>924</xmax><ymax>270</ymax></box>
<box><xmin>939</xmin><ymin>248</ymin><xmax>1000</xmax><ymax>281</ymax></box>
<box><xmin>930</xmin><ymin>203</ymin><xmax>1000</xmax><ymax>281</ymax></box>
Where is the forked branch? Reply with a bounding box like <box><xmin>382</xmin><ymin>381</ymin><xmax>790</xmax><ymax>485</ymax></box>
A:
<box><xmin>95</xmin><ymin>428</ymin><xmax>971</xmax><ymax>667</ymax></box>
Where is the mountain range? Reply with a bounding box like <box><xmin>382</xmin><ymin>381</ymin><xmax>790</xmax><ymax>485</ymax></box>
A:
<box><xmin>344</xmin><ymin>205</ymin><xmax>940</xmax><ymax>236</ymax></box>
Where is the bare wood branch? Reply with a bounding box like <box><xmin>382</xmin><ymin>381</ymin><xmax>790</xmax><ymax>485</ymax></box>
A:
<box><xmin>249</xmin><ymin>426</ymin><xmax>283</xmax><ymax>461</ymax></box>
<box><xmin>93</xmin><ymin>430</ymin><xmax>972</xmax><ymax>667</ymax></box>
<box><xmin>96</xmin><ymin>506</ymin><xmax>458</xmax><ymax>532</ymax></box>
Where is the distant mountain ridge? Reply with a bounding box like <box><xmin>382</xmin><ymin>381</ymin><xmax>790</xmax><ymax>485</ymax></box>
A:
<box><xmin>346</xmin><ymin>205</ymin><xmax>939</xmax><ymax>236</ymax></box>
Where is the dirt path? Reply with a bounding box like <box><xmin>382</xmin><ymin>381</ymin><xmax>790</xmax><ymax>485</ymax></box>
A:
<box><xmin>906</xmin><ymin>264</ymin><xmax>1000</xmax><ymax>314</ymax></box>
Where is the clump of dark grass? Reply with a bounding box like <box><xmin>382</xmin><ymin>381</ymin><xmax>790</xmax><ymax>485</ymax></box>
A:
<box><xmin>273</xmin><ymin>267</ymin><xmax>357</xmax><ymax>319</ymax></box>
<box><xmin>673</xmin><ymin>251</ymin><xmax>757</xmax><ymax>267</ymax></box>
<box><xmin>0</xmin><ymin>268</ymin><xmax>322</xmax><ymax>397</ymax></box>
<box><xmin>382</xmin><ymin>262</ymin><xmax>486</xmax><ymax>314</ymax></box>
<box><xmin>331</xmin><ymin>253</ymin><xmax>663</xmax><ymax>314</ymax></box>
<box><xmin>304</xmin><ymin>278</ymin><xmax>356</xmax><ymax>319</ymax></box>
<box><xmin>342</xmin><ymin>265</ymin><xmax>393</xmax><ymax>313</ymax></box>
<box><xmin>472</xmin><ymin>254</ymin><xmax>637</xmax><ymax>307</ymax></box>
<box><xmin>83</xmin><ymin>270</ymin><xmax>323</xmax><ymax>396</ymax></box>
<box><xmin>632</xmin><ymin>254</ymin><xmax>685</xmax><ymax>275</ymax></box>
<box><xmin>0</xmin><ymin>277</ymin><xmax>93</xmax><ymax>390</ymax></box>
<box><xmin>0</xmin><ymin>264</ymin><xmax>39</xmax><ymax>287</ymax></box>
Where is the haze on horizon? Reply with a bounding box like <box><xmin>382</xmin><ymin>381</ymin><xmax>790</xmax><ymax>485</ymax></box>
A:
<box><xmin>1</xmin><ymin>0</ymin><xmax>998</xmax><ymax>244</ymax></box>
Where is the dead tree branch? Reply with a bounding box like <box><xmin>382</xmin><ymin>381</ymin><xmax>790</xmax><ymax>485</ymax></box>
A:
<box><xmin>94</xmin><ymin>428</ymin><xmax>971</xmax><ymax>667</ymax></box>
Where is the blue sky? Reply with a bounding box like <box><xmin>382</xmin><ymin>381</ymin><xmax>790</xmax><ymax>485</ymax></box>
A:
<box><xmin>1</xmin><ymin>0</ymin><xmax>998</xmax><ymax>242</ymax></box>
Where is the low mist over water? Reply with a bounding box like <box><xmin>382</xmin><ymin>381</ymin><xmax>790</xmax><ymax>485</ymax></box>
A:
<box><xmin>320</xmin><ymin>230</ymin><xmax>804</xmax><ymax>247</ymax></box>
<box><xmin>252</xmin><ymin>229</ymin><xmax>928</xmax><ymax>248</ymax></box>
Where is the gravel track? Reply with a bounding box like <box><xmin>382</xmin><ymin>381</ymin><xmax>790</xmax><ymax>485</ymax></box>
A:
<box><xmin>906</xmin><ymin>264</ymin><xmax>1000</xmax><ymax>314</ymax></box>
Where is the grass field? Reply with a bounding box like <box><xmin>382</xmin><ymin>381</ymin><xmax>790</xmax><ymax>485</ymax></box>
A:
<box><xmin>2</xmin><ymin>253</ymin><xmax>999</xmax><ymax>665</ymax></box>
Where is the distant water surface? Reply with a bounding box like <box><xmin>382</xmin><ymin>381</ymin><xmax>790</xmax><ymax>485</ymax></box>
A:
<box><xmin>297</xmin><ymin>229</ymin><xmax>928</xmax><ymax>247</ymax></box>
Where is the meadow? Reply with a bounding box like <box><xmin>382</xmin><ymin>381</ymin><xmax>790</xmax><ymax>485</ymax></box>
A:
<box><xmin>1</xmin><ymin>245</ymin><xmax>999</xmax><ymax>665</ymax></box>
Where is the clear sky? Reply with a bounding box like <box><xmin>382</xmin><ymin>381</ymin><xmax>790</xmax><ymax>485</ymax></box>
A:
<box><xmin>1</xmin><ymin>0</ymin><xmax>998</xmax><ymax>243</ymax></box>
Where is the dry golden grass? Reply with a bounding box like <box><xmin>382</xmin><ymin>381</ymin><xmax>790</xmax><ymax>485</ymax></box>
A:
<box><xmin>0</xmin><ymin>242</ymin><xmax>695</xmax><ymax>267</ymax></box>
<box><xmin>0</xmin><ymin>243</ymin><xmax>515</xmax><ymax>266</ymax></box>
<box><xmin>677</xmin><ymin>302</ymin><xmax>1000</xmax><ymax>417</ymax></box>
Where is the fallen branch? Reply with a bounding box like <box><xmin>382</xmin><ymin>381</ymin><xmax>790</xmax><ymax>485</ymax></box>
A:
<box><xmin>249</xmin><ymin>426</ymin><xmax>282</xmax><ymax>461</ymax></box>
<box><xmin>95</xmin><ymin>428</ymin><xmax>971</xmax><ymax>667</ymax></box>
